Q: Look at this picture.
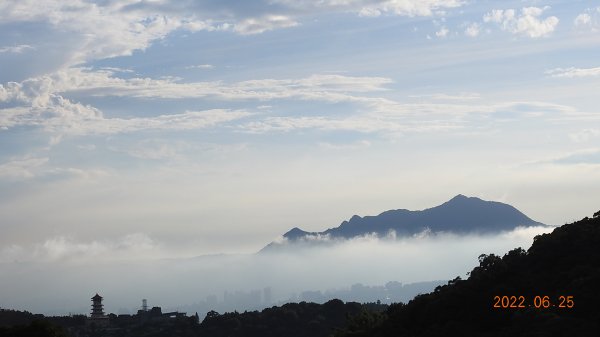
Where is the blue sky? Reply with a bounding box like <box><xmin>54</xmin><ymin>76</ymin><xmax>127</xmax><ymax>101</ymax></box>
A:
<box><xmin>1</xmin><ymin>0</ymin><xmax>600</xmax><ymax>260</ymax></box>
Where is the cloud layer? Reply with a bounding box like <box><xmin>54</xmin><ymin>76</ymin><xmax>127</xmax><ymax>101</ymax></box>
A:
<box><xmin>0</xmin><ymin>226</ymin><xmax>551</xmax><ymax>315</ymax></box>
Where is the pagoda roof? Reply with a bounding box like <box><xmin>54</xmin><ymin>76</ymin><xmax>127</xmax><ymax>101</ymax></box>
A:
<box><xmin>92</xmin><ymin>293</ymin><xmax>103</xmax><ymax>300</ymax></box>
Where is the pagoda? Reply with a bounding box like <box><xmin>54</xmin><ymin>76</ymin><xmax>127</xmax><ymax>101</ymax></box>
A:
<box><xmin>91</xmin><ymin>293</ymin><xmax>105</xmax><ymax>318</ymax></box>
<box><xmin>88</xmin><ymin>293</ymin><xmax>109</xmax><ymax>327</ymax></box>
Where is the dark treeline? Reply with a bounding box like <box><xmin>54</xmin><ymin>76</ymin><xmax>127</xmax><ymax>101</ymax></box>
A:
<box><xmin>1</xmin><ymin>211</ymin><xmax>599</xmax><ymax>337</ymax></box>
<box><xmin>198</xmin><ymin>300</ymin><xmax>387</xmax><ymax>337</ymax></box>
<box><xmin>0</xmin><ymin>301</ymin><xmax>387</xmax><ymax>337</ymax></box>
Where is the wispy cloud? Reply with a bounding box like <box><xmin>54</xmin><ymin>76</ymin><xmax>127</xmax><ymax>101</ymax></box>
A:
<box><xmin>0</xmin><ymin>233</ymin><xmax>162</xmax><ymax>263</ymax></box>
<box><xmin>0</xmin><ymin>0</ymin><xmax>466</xmax><ymax>71</ymax></box>
<box><xmin>318</xmin><ymin>140</ymin><xmax>371</xmax><ymax>151</ymax></box>
<box><xmin>240</xmin><ymin>100</ymin><xmax>579</xmax><ymax>135</ymax></box>
<box><xmin>0</xmin><ymin>155</ymin><xmax>110</xmax><ymax>181</ymax></box>
<box><xmin>274</xmin><ymin>0</ymin><xmax>466</xmax><ymax>18</ymax></box>
<box><xmin>0</xmin><ymin>88</ymin><xmax>252</xmax><ymax>136</ymax></box>
<box><xmin>232</xmin><ymin>15</ymin><xmax>298</xmax><ymax>35</ymax></box>
<box><xmin>0</xmin><ymin>64</ymin><xmax>585</xmax><ymax>140</ymax></box>
<box><xmin>551</xmin><ymin>149</ymin><xmax>600</xmax><ymax>165</ymax></box>
<box><xmin>4</xmin><ymin>68</ymin><xmax>392</xmax><ymax>100</ymax></box>
<box><xmin>409</xmin><ymin>93</ymin><xmax>481</xmax><ymax>101</ymax></box>
<box><xmin>0</xmin><ymin>156</ymin><xmax>49</xmax><ymax>180</ymax></box>
<box><xmin>0</xmin><ymin>44</ymin><xmax>35</xmax><ymax>54</ymax></box>
<box><xmin>545</xmin><ymin>67</ymin><xmax>600</xmax><ymax>78</ymax></box>
<box><xmin>569</xmin><ymin>129</ymin><xmax>600</xmax><ymax>143</ymax></box>
<box><xmin>185</xmin><ymin>64</ymin><xmax>215</xmax><ymax>70</ymax></box>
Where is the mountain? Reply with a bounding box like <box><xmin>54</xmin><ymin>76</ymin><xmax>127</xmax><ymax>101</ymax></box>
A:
<box><xmin>336</xmin><ymin>211</ymin><xmax>600</xmax><ymax>336</ymax></box>
<box><xmin>264</xmin><ymin>195</ymin><xmax>545</xmax><ymax>250</ymax></box>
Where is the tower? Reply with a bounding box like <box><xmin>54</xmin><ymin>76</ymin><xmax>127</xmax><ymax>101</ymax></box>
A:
<box><xmin>142</xmin><ymin>299</ymin><xmax>148</xmax><ymax>312</ymax></box>
<box><xmin>91</xmin><ymin>293</ymin><xmax>105</xmax><ymax>318</ymax></box>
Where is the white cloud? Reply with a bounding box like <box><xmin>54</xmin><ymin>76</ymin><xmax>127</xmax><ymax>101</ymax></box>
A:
<box><xmin>233</xmin><ymin>15</ymin><xmax>298</xmax><ymax>35</ymax></box>
<box><xmin>0</xmin><ymin>1</ymin><xmax>221</xmax><ymax>65</ymax></box>
<box><xmin>274</xmin><ymin>0</ymin><xmax>466</xmax><ymax>18</ymax></box>
<box><xmin>0</xmin><ymin>233</ymin><xmax>162</xmax><ymax>263</ymax></box>
<box><xmin>464</xmin><ymin>22</ymin><xmax>480</xmax><ymax>37</ymax></box>
<box><xmin>0</xmin><ymin>80</ymin><xmax>252</xmax><ymax>135</ymax></box>
<box><xmin>1</xmin><ymin>226</ymin><xmax>552</xmax><ymax>314</ymax></box>
<box><xmin>0</xmin><ymin>1</ymin><xmax>304</xmax><ymax>69</ymax></box>
<box><xmin>358</xmin><ymin>7</ymin><xmax>382</xmax><ymax>17</ymax></box>
<box><xmin>0</xmin><ymin>156</ymin><xmax>49</xmax><ymax>180</ymax></box>
<box><xmin>0</xmin><ymin>0</ymin><xmax>467</xmax><ymax>71</ymax></box>
<box><xmin>1</xmin><ymin>68</ymin><xmax>394</xmax><ymax>103</ymax></box>
<box><xmin>436</xmin><ymin>26</ymin><xmax>449</xmax><ymax>38</ymax></box>
<box><xmin>0</xmin><ymin>44</ymin><xmax>35</xmax><ymax>54</ymax></box>
<box><xmin>483</xmin><ymin>7</ymin><xmax>559</xmax><ymax>38</ymax></box>
<box><xmin>545</xmin><ymin>67</ymin><xmax>600</xmax><ymax>78</ymax></box>
<box><xmin>569</xmin><ymin>129</ymin><xmax>600</xmax><ymax>143</ymax></box>
<box><xmin>574</xmin><ymin>13</ymin><xmax>591</xmax><ymax>27</ymax></box>
<box><xmin>318</xmin><ymin>140</ymin><xmax>371</xmax><ymax>151</ymax></box>
<box><xmin>1</xmin><ymin>67</ymin><xmax>583</xmax><ymax>139</ymax></box>
<box><xmin>241</xmin><ymin>100</ymin><xmax>579</xmax><ymax>135</ymax></box>
<box><xmin>71</xmin><ymin>108</ymin><xmax>248</xmax><ymax>135</ymax></box>
<box><xmin>185</xmin><ymin>64</ymin><xmax>215</xmax><ymax>70</ymax></box>
<box><xmin>550</xmin><ymin>148</ymin><xmax>600</xmax><ymax>165</ymax></box>
<box><xmin>123</xmin><ymin>140</ymin><xmax>189</xmax><ymax>160</ymax></box>
<box><xmin>0</xmin><ymin>69</ymin><xmax>398</xmax><ymax>136</ymax></box>
<box><xmin>573</xmin><ymin>6</ymin><xmax>600</xmax><ymax>30</ymax></box>
<box><xmin>410</xmin><ymin>93</ymin><xmax>481</xmax><ymax>101</ymax></box>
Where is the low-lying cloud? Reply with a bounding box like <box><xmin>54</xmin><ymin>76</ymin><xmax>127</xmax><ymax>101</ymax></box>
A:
<box><xmin>0</xmin><ymin>226</ymin><xmax>552</xmax><ymax>316</ymax></box>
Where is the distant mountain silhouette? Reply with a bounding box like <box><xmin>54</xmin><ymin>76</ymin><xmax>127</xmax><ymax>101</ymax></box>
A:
<box><xmin>264</xmin><ymin>195</ymin><xmax>545</xmax><ymax>251</ymax></box>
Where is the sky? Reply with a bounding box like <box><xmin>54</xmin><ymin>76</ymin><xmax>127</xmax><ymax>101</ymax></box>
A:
<box><xmin>1</xmin><ymin>0</ymin><xmax>600</xmax><ymax>299</ymax></box>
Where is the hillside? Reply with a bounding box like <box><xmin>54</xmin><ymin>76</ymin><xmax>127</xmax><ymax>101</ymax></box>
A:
<box><xmin>336</xmin><ymin>211</ymin><xmax>600</xmax><ymax>336</ymax></box>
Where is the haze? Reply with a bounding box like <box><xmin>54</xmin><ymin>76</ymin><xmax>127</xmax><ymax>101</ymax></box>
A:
<box><xmin>1</xmin><ymin>226</ymin><xmax>551</xmax><ymax>315</ymax></box>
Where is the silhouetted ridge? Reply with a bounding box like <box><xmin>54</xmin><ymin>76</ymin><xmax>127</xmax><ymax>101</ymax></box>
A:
<box><xmin>264</xmin><ymin>195</ymin><xmax>545</xmax><ymax>250</ymax></box>
<box><xmin>283</xmin><ymin>227</ymin><xmax>313</xmax><ymax>240</ymax></box>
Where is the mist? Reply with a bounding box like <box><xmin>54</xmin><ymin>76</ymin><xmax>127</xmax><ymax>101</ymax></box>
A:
<box><xmin>0</xmin><ymin>226</ymin><xmax>552</xmax><ymax>316</ymax></box>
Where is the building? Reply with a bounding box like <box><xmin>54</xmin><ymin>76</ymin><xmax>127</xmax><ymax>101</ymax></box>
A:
<box><xmin>87</xmin><ymin>293</ymin><xmax>109</xmax><ymax>327</ymax></box>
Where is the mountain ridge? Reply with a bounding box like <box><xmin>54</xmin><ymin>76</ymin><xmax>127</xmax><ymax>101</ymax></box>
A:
<box><xmin>264</xmin><ymin>195</ymin><xmax>546</xmax><ymax>251</ymax></box>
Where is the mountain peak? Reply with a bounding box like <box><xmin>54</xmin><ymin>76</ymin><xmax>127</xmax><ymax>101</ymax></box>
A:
<box><xmin>283</xmin><ymin>227</ymin><xmax>307</xmax><ymax>239</ymax></box>
<box><xmin>451</xmin><ymin>194</ymin><xmax>468</xmax><ymax>200</ymax></box>
<box><xmin>446</xmin><ymin>194</ymin><xmax>480</xmax><ymax>203</ymax></box>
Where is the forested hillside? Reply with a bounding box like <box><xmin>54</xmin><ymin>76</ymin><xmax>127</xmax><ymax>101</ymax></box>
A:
<box><xmin>336</xmin><ymin>212</ymin><xmax>600</xmax><ymax>336</ymax></box>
